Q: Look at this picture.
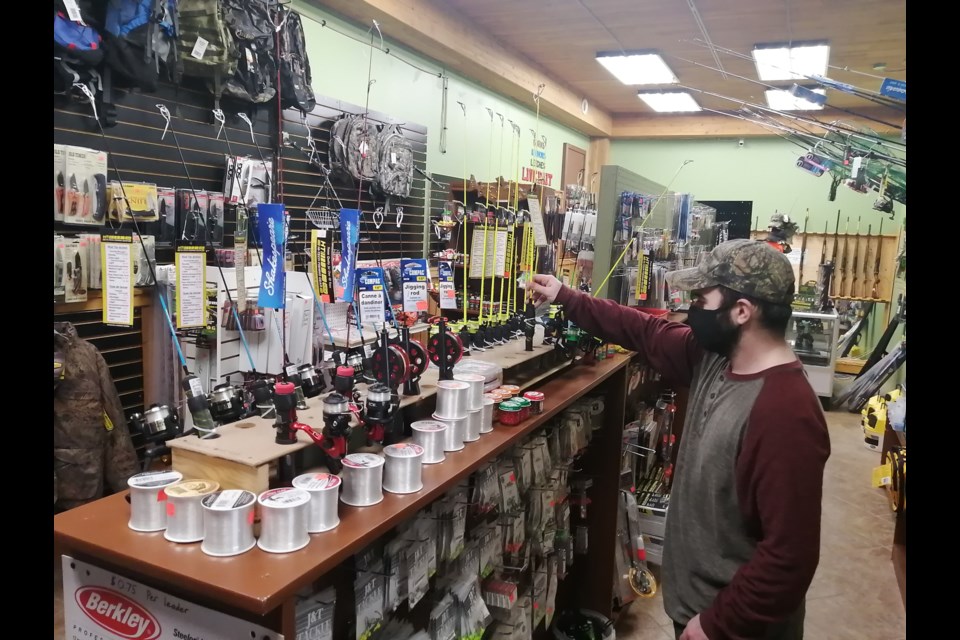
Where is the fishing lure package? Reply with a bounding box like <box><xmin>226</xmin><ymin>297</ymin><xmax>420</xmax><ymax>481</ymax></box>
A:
<box><xmin>63</xmin><ymin>145</ymin><xmax>108</xmax><ymax>226</ymax></box>
<box><xmin>63</xmin><ymin>237</ymin><xmax>88</xmax><ymax>303</ymax></box>
<box><xmin>108</xmin><ymin>181</ymin><xmax>159</xmax><ymax>223</ymax></box>
<box><xmin>295</xmin><ymin>586</ymin><xmax>335</xmax><ymax>640</ymax></box>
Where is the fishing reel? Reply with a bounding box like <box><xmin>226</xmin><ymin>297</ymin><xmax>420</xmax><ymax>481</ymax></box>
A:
<box><xmin>426</xmin><ymin>316</ymin><xmax>465</xmax><ymax>381</ymax></box>
<box><xmin>208</xmin><ymin>383</ymin><xmax>245</xmax><ymax>424</ymax></box>
<box><xmin>396</xmin><ymin>326</ymin><xmax>429</xmax><ymax>396</ymax></box>
<box><xmin>296</xmin><ymin>363</ymin><xmax>325</xmax><ymax>398</ymax></box>
<box><xmin>129</xmin><ymin>403</ymin><xmax>183</xmax><ymax>471</ymax></box>
<box><xmin>369</xmin><ymin>327</ymin><xmax>411</xmax><ymax>390</ymax></box>
<box><xmin>249</xmin><ymin>378</ymin><xmax>276</xmax><ymax>419</ymax></box>
<box><xmin>362</xmin><ymin>383</ymin><xmax>403</xmax><ymax>446</ymax></box>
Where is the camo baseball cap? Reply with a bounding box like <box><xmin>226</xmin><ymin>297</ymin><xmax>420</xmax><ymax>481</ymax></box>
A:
<box><xmin>666</xmin><ymin>239</ymin><xmax>795</xmax><ymax>305</ymax></box>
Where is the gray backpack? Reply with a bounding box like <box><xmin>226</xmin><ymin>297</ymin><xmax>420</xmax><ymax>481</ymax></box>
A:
<box><xmin>375</xmin><ymin>124</ymin><xmax>415</xmax><ymax>198</ymax></box>
<box><xmin>329</xmin><ymin>114</ymin><xmax>380</xmax><ymax>183</ymax></box>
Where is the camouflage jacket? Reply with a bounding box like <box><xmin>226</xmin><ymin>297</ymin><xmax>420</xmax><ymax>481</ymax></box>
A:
<box><xmin>54</xmin><ymin>322</ymin><xmax>138</xmax><ymax>511</ymax></box>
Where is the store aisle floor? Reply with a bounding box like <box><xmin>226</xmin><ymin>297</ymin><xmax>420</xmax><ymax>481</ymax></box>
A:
<box><xmin>53</xmin><ymin>411</ymin><xmax>905</xmax><ymax>640</ymax></box>
<box><xmin>615</xmin><ymin>409</ymin><xmax>907</xmax><ymax>640</ymax></box>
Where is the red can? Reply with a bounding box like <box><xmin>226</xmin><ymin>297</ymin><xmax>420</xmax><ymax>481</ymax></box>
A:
<box><xmin>523</xmin><ymin>391</ymin><xmax>545</xmax><ymax>415</ymax></box>
<box><xmin>498</xmin><ymin>402</ymin><xmax>522</xmax><ymax>426</ymax></box>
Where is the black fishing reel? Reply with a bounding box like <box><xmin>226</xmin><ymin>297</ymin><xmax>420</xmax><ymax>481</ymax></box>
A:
<box><xmin>129</xmin><ymin>403</ymin><xmax>183</xmax><ymax>471</ymax></box>
<box><xmin>250</xmin><ymin>378</ymin><xmax>276</xmax><ymax>419</ymax></box>
<box><xmin>363</xmin><ymin>383</ymin><xmax>402</xmax><ymax>445</ymax></box>
<box><xmin>297</xmin><ymin>363</ymin><xmax>325</xmax><ymax>398</ymax></box>
<box><xmin>208</xmin><ymin>383</ymin><xmax>245</xmax><ymax>424</ymax></box>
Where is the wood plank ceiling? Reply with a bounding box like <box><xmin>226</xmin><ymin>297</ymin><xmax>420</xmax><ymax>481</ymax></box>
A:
<box><xmin>428</xmin><ymin>0</ymin><xmax>905</xmax><ymax>128</ymax></box>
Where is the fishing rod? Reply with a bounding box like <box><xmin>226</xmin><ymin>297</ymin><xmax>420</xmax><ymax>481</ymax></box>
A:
<box><xmin>215</xmin><ymin>111</ymin><xmax>303</xmax><ymax>377</ymax></box>
<box><xmin>679</xmin><ymin>84</ymin><xmax>907</xmax><ymax>157</ymax></box>
<box><xmin>158</xmin><ymin>104</ymin><xmax>259</xmax><ymax>377</ymax></box>
<box><xmin>74</xmin><ymin>85</ymin><xmax>190</xmax><ymax>378</ymax></box>
<box><xmin>687</xmin><ymin>39</ymin><xmax>906</xmax><ymax>111</ymax></box>
<box><xmin>701</xmin><ymin>106</ymin><xmax>818</xmax><ymax>151</ymax></box>
<box><xmin>668</xmin><ymin>51</ymin><xmax>905</xmax><ymax>130</ymax></box>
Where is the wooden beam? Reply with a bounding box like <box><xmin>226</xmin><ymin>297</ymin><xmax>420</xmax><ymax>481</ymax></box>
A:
<box><xmin>306</xmin><ymin>0</ymin><xmax>613</xmax><ymax>137</ymax></box>
<box><xmin>612</xmin><ymin>107</ymin><xmax>904</xmax><ymax>139</ymax></box>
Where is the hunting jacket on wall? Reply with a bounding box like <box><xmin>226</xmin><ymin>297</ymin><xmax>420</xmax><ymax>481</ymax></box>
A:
<box><xmin>54</xmin><ymin>322</ymin><xmax>138</xmax><ymax>511</ymax></box>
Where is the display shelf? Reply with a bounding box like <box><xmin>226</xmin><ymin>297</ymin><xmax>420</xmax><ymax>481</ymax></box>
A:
<box><xmin>54</xmin><ymin>353</ymin><xmax>632</xmax><ymax>631</ymax></box>
<box><xmin>54</xmin><ymin>289</ymin><xmax>155</xmax><ymax>313</ymax></box>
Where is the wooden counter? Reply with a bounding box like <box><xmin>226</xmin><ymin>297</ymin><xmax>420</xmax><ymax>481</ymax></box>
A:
<box><xmin>54</xmin><ymin>352</ymin><xmax>633</xmax><ymax>635</ymax></box>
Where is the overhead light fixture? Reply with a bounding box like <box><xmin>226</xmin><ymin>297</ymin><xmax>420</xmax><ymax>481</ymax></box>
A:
<box><xmin>752</xmin><ymin>42</ymin><xmax>830</xmax><ymax>81</ymax></box>
<box><xmin>638</xmin><ymin>91</ymin><xmax>701</xmax><ymax>113</ymax></box>
<box><xmin>596</xmin><ymin>51</ymin><xmax>679</xmax><ymax>85</ymax></box>
<box><xmin>765</xmin><ymin>88</ymin><xmax>826</xmax><ymax>111</ymax></box>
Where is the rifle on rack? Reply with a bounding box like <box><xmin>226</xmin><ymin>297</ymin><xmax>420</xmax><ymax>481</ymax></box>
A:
<box><xmin>798</xmin><ymin>213</ymin><xmax>809</xmax><ymax>285</ymax></box>
<box><xmin>861</xmin><ymin>224</ymin><xmax>872</xmax><ymax>299</ymax></box>
<box><xmin>849</xmin><ymin>217</ymin><xmax>861</xmax><ymax>299</ymax></box>
<box><xmin>829</xmin><ymin>210</ymin><xmax>841</xmax><ymax>299</ymax></box>
<box><xmin>839</xmin><ymin>216</ymin><xmax>850</xmax><ymax>298</ymax></box>
<box><xmin>872</xmin><ymin>219</ymin><xmax>884</xmax><ymax>299</ymax></box>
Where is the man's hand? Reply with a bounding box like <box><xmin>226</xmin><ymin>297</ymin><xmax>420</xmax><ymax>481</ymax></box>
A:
<box><xmin>528</xmin><ymin>274</ymin><xmax>562</xmax><ymax>306</ymax></box>
<box><xmin>679</xmin><ymin>614</ymin><xmax>710</xmax><ymax>640</ymax></box>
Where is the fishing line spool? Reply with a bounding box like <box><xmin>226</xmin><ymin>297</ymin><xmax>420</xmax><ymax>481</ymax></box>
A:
<box><xmin>200</xmin><ymin>489</ymin><xmax>257</xmax><ymax>557</ymax></box>
<box><xmin>257</xmin><ymin>487</ymin><xmax>311</xmax><ymax>553</ymax></box>
<box><xmin>127</xmin><ymin>470</ymin><xmax>183</xmax><ymax>532</ymax></box>
<box><xmin>164</xmin><ymin>480</ymin><xmax>220</xmax><ymax>543</ymax></box>
<box><xmin>292</xmin><ymin>473</ymin><xmax>341</xmax><ymax>533</ymax></box>
<box><xmin>340</xmin><ymin>453</ymin><xmax>386</xmax><ymax>507</ymax></box>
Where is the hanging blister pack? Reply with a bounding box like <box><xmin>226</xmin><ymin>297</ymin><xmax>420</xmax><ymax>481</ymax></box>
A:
<box><xmin>498</xmin><ymin>461</ymin><xmax>522</xmax><ymax>515</ymax></box>
<box><xmin>132</xmin><ymin>235</ymin><xmax>156</xmax><ymax>287</ymax></box>
<box><xmin>419</xmin><ymin>511</ymin><xmax>439</xmax><ymax>579</ymax></box>
<box><xmin>454</xmin><ymin>574</ymin><xmax>492</xmax><ymax>639</ymax></box>
<box><xmin>64</xmin><ymin>146</ymin><xmax>108</xmax><ymax>226</ymax></box>
<box><xmin>354</xmin><ymin>563</ymin><xmax>385</xmax><ymax>640</ymax></box>
<box><xmin>429</xmin><ymin>593</ymin><xmax>458</xmax><ymax>640</ymax></box>
<box><xmin>532</xmin><ymin>561</ymin><xmax>548</xmax><ymax>630</ymax></box>
<box><xmin>449</xmin><ymin>486</ymin><xmax>469</xmax><ymax>563</ymax></box>
<box><xmin>157</xmin><ymin>187</ymin><xmax>177</xmax><ymax>247</ymax></box>
<box><xmin>479</xmin><ymin>524</ymin><xmax>499</xmax><ymax>579</ymax></box>
<box><xmin>531</xmin><ymin>440</ymin><xmax>547</xmax><ymax>487</ymax></box>
<box><xmin>457</xmin><ymin>538</ymin><xmax>481</xmax><ymax>577</ymax></box>
<box><xmin>177</xmin><ymin>189</ymin><xmax>209</xmax><ymax>245</ymax></box>
<box><xmin>384</xmin><ymin>536</ymin><xmax>408</xmax><ymax>612</ymax></box>
<box><xmin>472</xmin><ymin>462</ymin><xmax>500</xmax><ymax>517</ymax></box>
<box><xmin>295</xmin><ymin>586</ymin><xmax>335</xmax><ymax>640</ymax></box>
<box><xmin>207</xmin><ymin>191</ymin><xmax>225</xmax><ymax>246</ymax></box>
<box><xmin>54</xmin><ymin>144</ymin><xmax>66</xmax><ymax>221</ymax></box>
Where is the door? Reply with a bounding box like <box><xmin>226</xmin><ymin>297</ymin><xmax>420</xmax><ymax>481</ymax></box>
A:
<box><xmin>561</xmin><ymin>143</ymin><xmax>586</xmax><ymax>207</ymax></box>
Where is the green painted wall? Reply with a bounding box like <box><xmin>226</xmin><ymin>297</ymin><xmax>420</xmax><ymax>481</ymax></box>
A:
<box><xmin>294</xmin><ymin>1</ymin><xmax>589</xmax><ymax>188</ymax></box>
<box><xmin>610</xmin><ymin>137</ymin><xmax>905</xmax><ymax>234</ymax></box>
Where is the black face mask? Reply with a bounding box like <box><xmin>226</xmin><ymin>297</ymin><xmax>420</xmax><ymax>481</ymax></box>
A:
<box><xmin>686</xmin><ymin>304</ymin><xmax>742</xmax><ymax>357</ymax></box>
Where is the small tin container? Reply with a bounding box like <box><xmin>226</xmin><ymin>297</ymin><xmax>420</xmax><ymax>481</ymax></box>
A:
<box><xmin>523</xmin><ymin>391</ymin><xmax>545</xmax><ymax>415</ymax></box>
<box><xmin>515</xmin><ymin>397</ymin><xmax>532</xmax><ymax>421</ymax></box>
<box><xmin>498</xmin><ymin>402</ymin><xmax>523</xmax><ymax>426</ymax></box>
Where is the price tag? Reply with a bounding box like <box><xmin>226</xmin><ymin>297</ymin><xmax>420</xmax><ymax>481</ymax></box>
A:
<box><xmin>63</xmin><ymin>0</ymin><xmax>83</xmax><ymax>22</ymax></box>
<box><xmin>191</xmin><ymin>36</ymin><xmax>209</xmax><ymax>60</ymax></box>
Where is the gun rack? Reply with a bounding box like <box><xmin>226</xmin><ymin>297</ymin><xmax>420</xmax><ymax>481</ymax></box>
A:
<box><xmin>750</xmin><ymin>230</ymin><xmax>901</xmax><ymax>303</ymax></box>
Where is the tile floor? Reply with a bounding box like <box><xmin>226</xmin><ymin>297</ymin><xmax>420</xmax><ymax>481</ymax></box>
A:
<box><xmin>53</xmin><ymin>410</ymin><xmax>905</xmax><ymax>639</ymax></box>
<box><xmin>614</xmin><ymin>410</ymin><xmax>906</xmax><ymax>640</ymax></box>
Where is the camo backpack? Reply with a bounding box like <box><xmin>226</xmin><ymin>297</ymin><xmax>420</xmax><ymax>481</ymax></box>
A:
<box><xmin>375</xmin><ymin>124</ymin><xmax>415</xmax><ymax>198</ymax></box>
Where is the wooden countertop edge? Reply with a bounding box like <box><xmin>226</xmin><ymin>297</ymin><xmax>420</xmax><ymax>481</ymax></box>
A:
<box><xmin>53</xmin><ymin>353</ymin><xmax>634</xmax><ymax>616</ymax></box>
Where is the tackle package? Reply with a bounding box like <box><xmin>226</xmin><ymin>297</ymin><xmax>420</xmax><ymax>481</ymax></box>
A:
<box><xmin>62</xmin><ymin>145</ymin><xmax>108</xmax><ymax>226</ymax></box>
<box><xmin>294</xmin><ymin>586</ymin><xmax>335</xmax><ymax>640</ymax></box>
<box><xmin>156</xmin><ymin>187</ymin><xmax>178</xmax><ymax>246</ymax></box>
<box><xmin>108</xmin><ymin>181</ymin><xmax>159</xmax><ymax>222</ymax></box>
<box><xmin>132</xmin><ymin>235</ymin><xmax>157</xmax><ymax>286</ymax></box>
<box><xmin>225</xmin><ymin>155</ymin><xmax>273</xmax><ymax>207</ymax></box>
<box><xmin>79</xmin><ymin>234</ymin><xmax>103</xmax><ymax>290</ymax></box>
<box><xmin>60</xmin><ymin>237</ymin><xmax>88</xmax><ymax>303</ymax></box>
<box><xmin>177</xmin><ymin>189</ymin><xmax>209</xmax><ymax>245</ymax></box>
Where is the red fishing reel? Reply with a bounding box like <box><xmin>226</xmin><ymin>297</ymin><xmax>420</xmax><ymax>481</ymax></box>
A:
<box><xmin>370</xmin><ymin>343</ymin><xmax>410</xmax><ymax>387</ymax></box>
<box><xmin>405</xmin><ymin>339</ymin><xmax>430</xmax><ymax>378</ymax></box>
<box><xmin>426</xmin><ymin>316</ymin><xmax>464</xmax><ymax>367</ymax></box>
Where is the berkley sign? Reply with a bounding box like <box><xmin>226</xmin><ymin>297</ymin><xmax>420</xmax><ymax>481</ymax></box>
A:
<box><xmin>76</xmin><ymin>587</ymin><xmax>161</xmax><ymax>639</ymax></box>
<box><xmin>62</xmin><ymin>555</ymin><xmax>283</xmax><ymax>640</ymax></box>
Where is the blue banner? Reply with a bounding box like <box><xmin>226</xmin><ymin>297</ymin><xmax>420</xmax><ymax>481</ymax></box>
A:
<box><xmin>257</xmin><ymin>203</ymin><xmax>286</xmax><ymax>309</ymax></box>
<box><xmin>879</xmin><ymin>78</ymin><xmax>906</xmax><ymax>102</ymax></box>
<box><xmin>338</xmin><ymin>208</ymin><xmax>361</xmax><ymax>302</ymax></box>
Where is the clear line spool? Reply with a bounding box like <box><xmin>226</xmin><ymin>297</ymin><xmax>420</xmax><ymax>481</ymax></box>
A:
<box><xmin>200</xmin><ymin>490</ymin><xmax>257</xmax><ymax>557</ymax></box>
<box><xmin>340</xmin><ymin>453</ymin><xmax>385</xmax><ymax>507</ymax></box>
<box><xmin>464</xmin><ymin>409</ymin><xmax>482</xmax><ymax>442</ymax></box>
<box><xmin>411</xmin><ymin>420</ymin><xmax>448</xmax><ymax>464</ymax></box>
<box><xmin>257</xmin><ymin>488</ymin><xmax>311</xmax><ymax>554</ymax></box>
<box><xmin>164</xmin><ymin>479</ymin><xmax>219</xmax><ymax>543</ymax></box>
<box><xmin>434</xmin><ymin>380</ymin><xmax>470</xmax><ymax>420</ymax></box>
<box><xmin>127</xmin><ymin>470</ymin><xmax>183</xmax><ymax>533</ymax></box>
<box><xmin>383</xmin><ymin>443</ymin><xmax>425</xmax><ymax>494</ymax></box>
<box><xmin>432</xmin><ymin>413</ymin><xmax>466</xmax><ymax>452</ymax></box>
<box><xmin>292</xmin><ymin>473</ymin><xmax>341</xmax><ymax>533</ymax></box>
<box><xmin>453</xmin><ymin>372</ymin><xmax>485</xmax><ymax>411</ymax></box>
<box><xmin>480</xmin><ymin>396</ymin><xmax>495</xmax><ymax>433</ymax></box>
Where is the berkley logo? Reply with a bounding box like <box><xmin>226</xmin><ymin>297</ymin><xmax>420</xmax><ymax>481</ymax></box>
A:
<box><xmin>75</xmin><ymin>587</ymin><xmax>161</xmax><ymax>639</ymax></box>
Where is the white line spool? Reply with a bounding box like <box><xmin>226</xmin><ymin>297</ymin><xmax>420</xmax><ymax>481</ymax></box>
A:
<box><xmin>434</xmin><ymin>380</ymin><xmax>470</xmax><ymax>420</ymax></box>
<box><xmin>164</xmin><ymin>480</ymin><xmax>219</xmax><ymax>543</ymax></box>
<box><xmin>340</xmin><ymin>453</ymin><xmax>385</xmax><ymax>507</ymax></box>
<box><xmin>480</xmin><ymin>396</ymin><xmax>495</xmax><ymax>434</ymax></box>
<box><xmin>411</xmin><ymin>420</ymin><xmax>447</xmax><ymax>464</ymax></box>
<box><xmin>127</xmin><ymin>470</ymin><xmax>183</xmax><ymax>532</ymax></box>
<box><xmin>293</xmin><ymin>473</ymin><xmax>341</xmax><ymax>533</ymax></box>
<box><xmin>432</xmin><ymin>413</ymin><xmax>466</xmax><ymax>452</ymax></box>
<box><xmin>464</xmin><ymin>409</ymin><xmax>482</xmax><ymax>442</ymax></box>
<box><xmin>383</xmin><ymin>443</ymin><xmax>424</xmax><ymax>494</ymax></box>
<box><xmin>453</xmin><ymin>372</ymin><xmax>485</xmax><ymax>411</ymax></box>
<box><xmin>200</xmin><ymin>490</ymin><xmax>257</xmax><ymax>557</ymax></box>
<box><xmin>257</xmin><ymin>488</ymin><xmax>311</xmax><ymax>554</ymax></box>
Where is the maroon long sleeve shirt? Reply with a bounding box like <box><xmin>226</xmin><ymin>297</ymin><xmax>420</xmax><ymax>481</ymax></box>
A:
<box><xmin>557</xmin><ymin>286</ymin><xmax>830</xmax><ymax>639</ymax></box>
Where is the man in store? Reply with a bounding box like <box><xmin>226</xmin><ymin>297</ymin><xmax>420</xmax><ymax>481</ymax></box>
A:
<box><xmin>528</xmin><ymin>239</ymin><xmax>830</xmax><ymax>640</ymax></box>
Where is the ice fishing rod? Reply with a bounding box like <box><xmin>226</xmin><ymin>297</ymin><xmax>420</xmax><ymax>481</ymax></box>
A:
<box><xmin>679</xmin><ymin>85</ymin><xmax>907</xmax><ymax>162</ymax></box>
<box><xmin>702</xmin><ymin>106</ymin><xmax>817</xmax><ymax>151</ymax></box>
<box><xmin>667</xmin><ymin>52</ymin><xmax>904</xmax><ymax>131</ymax></box>
<box><xmin>687</xmin><ymin>39</ymin><xmax>906</xmax><ymax>111</ymax></box>
<box><xmin>593</xmin><ymin>160</ymin><xmax>694</xmax><ymax>298</ymax></box>
<box><xmin>74</xmin><ymin>84</ymin><xmax>189</xmax><ymax>376</ymax></box>
<box><xmin>158</xmin><ymin>104</ymin><xmax>258</xmax><ymax>375</ymax></box>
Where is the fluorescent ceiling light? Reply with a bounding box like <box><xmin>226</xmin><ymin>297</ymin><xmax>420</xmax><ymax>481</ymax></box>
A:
<box><xmin>596</xmin><ymin>52</ymin><xmax>678</xmax><ymax>85</ymax></box>
<box><xmin>638</xmin><ymin>91</ymin><xmax>702</xmax><ymax>113</ymax></box>
<box><xmin>765</xmin><ymin>88</ymin><xmax>826</xmax><ymax>111</ymax></box>
<box><xmin>752</xmin><ymin>43</ymin><xmax>830</xmax><ymax>81</ymax></box>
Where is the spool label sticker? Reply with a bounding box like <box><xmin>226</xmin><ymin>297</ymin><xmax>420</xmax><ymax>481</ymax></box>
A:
<box><xmin>386</xmin><ymin>443</ymin><xmax>424</xmax><ymax>458</ymax></box>
<box><xmin>343</xmin><ymin>453</ymin><xmax>385</xmax><ymax>468</ymax></box>
<box><xmin>62</xmin><ymin>555</ymin><xmax>283</xmax><ymax>639</ymax></box>
<box><xmin>295</xmin><ymin>473</ymin><xmax>342</xmax><ymax>490</ymax></box>
<box><xmin>166</xmin><ymin>481</ymin><xmax>219</xmax><ymax>498</ymax></box>
<box><xmin>129</xmin><ymin>471</ymin><xmax>182</xmax><ymax>488</ymax></box>
<box><xmin>203</xmin><ymin>490</ymin><xmax>255</xmax><ymax>510</ymax></box>
<box><xmin>260</xmin><ymin>487</ymin><xmax>310</xmax><ymax>507</ymax></box>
